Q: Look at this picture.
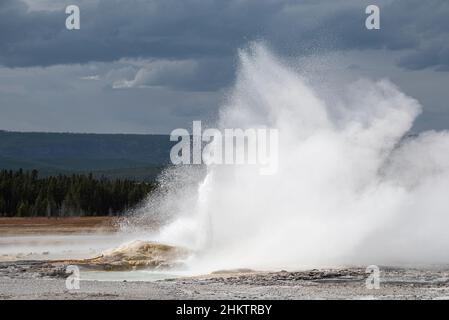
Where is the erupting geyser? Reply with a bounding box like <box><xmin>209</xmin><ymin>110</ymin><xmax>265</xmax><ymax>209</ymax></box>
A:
<box><xmin>130</xmin><ymin>43</ymin><xmax>449</xmax><ymax>273</ymax></box>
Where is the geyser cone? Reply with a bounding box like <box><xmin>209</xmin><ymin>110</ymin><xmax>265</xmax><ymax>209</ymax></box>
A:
<box><xmin>54</xmin><ymin>240</ymin><xmax>190</xmax><ymax>271</ymax></box>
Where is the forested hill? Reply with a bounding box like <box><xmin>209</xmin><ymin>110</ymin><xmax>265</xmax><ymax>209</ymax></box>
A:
<box><xmin>0</xmin><ymin>131</ymin><xmax>175</xmax><ymax>180</ymax></box>
<box><xmin>0</xmin><ymin>169</ymin><xmax>155</xmax><ymax>217</ymax></box>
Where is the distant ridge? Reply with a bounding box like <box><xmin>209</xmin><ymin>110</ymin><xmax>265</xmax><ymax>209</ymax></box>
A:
<box><xmin>0</xmin><ymin>131</ymin><xmax>175</xmax><ymax>180</ymax></box>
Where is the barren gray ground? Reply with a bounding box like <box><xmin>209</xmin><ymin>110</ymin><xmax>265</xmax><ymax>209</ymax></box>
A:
<box><xmin>2</xmin><ymin>261</ymin><xmax>449</xmax><ymax>299</ymax></box>
<box><xmin>2</xmin><ymin>220</ymin><xmax>449</xmax><ymax>300</ymax></box>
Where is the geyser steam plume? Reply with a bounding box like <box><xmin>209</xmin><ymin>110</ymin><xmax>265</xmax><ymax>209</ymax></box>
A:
<box><xmin>133</xmin><ymin>43</ymin><xmax>449</xmax><ymax>272</ymax></box>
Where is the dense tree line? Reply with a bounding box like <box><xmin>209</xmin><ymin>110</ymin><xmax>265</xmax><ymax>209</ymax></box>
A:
<box><xmin>0</xmin><ymin>169</ymin><xmax>155</xmax><ymax>217</ymax></box>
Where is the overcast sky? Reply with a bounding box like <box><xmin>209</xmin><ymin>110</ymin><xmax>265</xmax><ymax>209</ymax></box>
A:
<box><xmin>0</xmin><ymin>0</ymin><xmax>448</xmax><ymax>134</ymax></box>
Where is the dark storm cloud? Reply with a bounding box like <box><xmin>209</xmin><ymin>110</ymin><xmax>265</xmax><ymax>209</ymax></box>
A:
<box><xmin>0</xmin><ymin>0</ymin><xmax>448</xmax><ymax>134</ymax></box>
<box><xmin>1</xmin><ymin>0</ymin><xmax>448</xmax><ymax>72</ymax></box>
<box><xmin>0</xmin><ymin>0</ymin><xmax>274</xmax><ymax>67</ymax></box>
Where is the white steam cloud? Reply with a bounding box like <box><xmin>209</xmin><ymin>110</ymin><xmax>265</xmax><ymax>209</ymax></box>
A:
<box><xmin>132</xmin><ymin>43</ymin><xmax>449</xmax><ymax>272</ymax></box>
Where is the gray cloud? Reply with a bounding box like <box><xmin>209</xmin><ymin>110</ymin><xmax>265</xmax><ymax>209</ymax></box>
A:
<box><xmin>0</xmin><ymin>62</ymin><xmax>222</xmax><ymax>133</ymax></box>
<box><xmin>1</xmin><ymin>0</ymin><xmax>449</xmax><ymax>72</ymax></box>
<box><xmin>111</xmin><ymin>57</ymin><xmax>234</xmax><ymax>91</ymax></box>
<box><xmin>1</xmin><ymin>0</ymin><xmax>449</xmax><ymax>134</ymax></box>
